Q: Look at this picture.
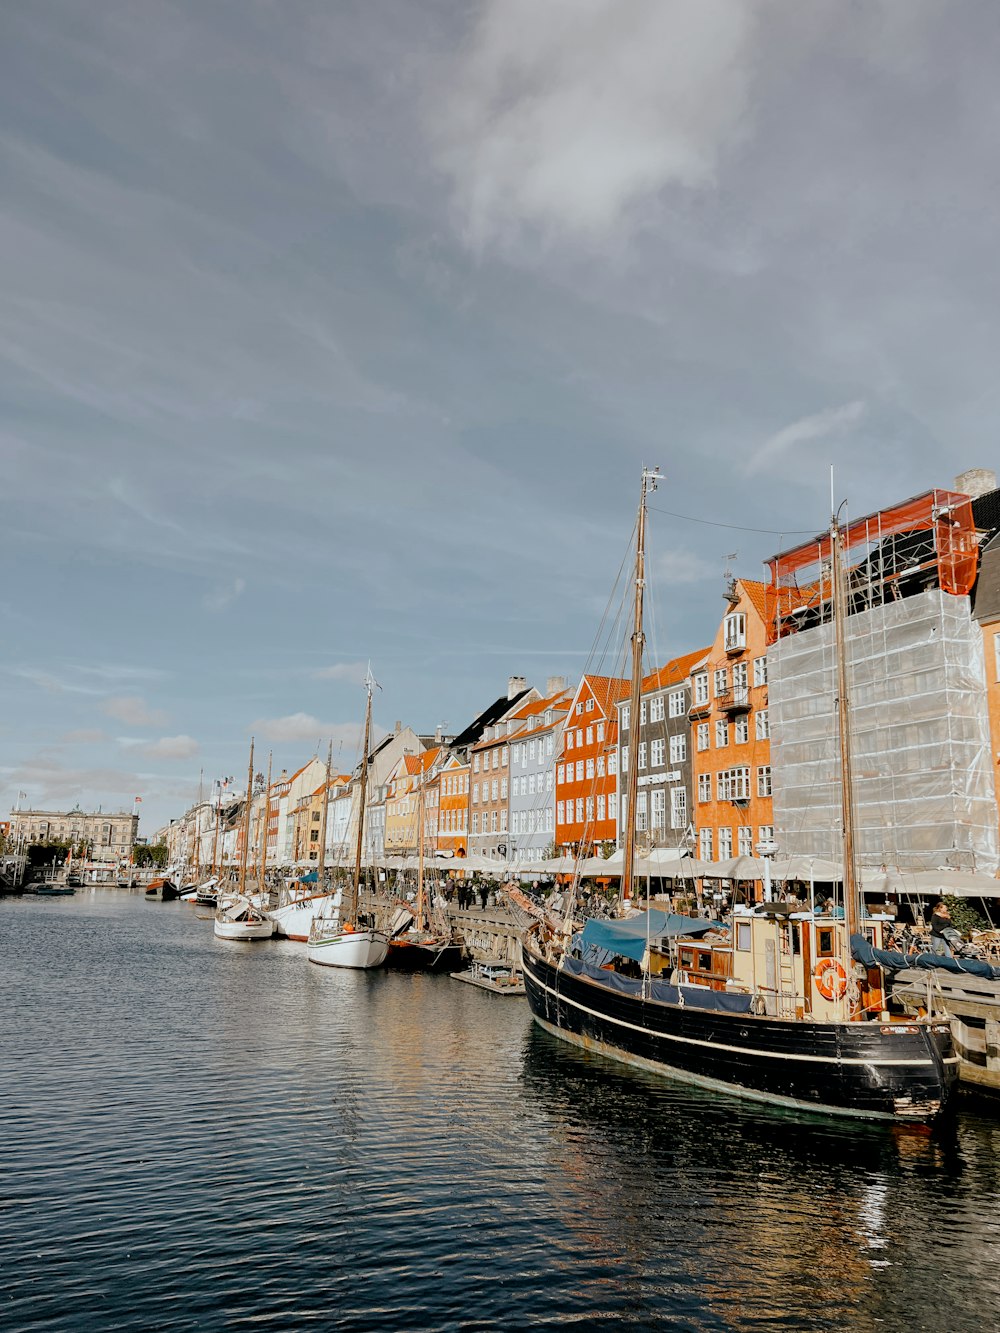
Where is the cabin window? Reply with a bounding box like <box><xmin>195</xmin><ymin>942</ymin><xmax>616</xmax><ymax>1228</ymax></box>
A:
<box><xmin>698</xmin><ymin>952</ymin><xmax>712</xmax><ymax>972</ymax></box>
<box><xmin>817</xmin><ymin>928</ymin><xmax>835</xmax><ymax>957</ymax></box>
<box><xmin>736</xmin><ymin>922</ymin><xmax>751</xmax><ymax>951</ymax></box>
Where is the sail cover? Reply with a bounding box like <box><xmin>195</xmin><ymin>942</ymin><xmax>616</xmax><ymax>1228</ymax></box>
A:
<box><xmin>580</xmin><ymin>910</ymin><xmax>715</xmax><ymax>962</ymax></box>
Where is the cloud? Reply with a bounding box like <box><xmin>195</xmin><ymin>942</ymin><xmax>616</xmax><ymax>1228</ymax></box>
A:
<box><xmin>746</xmin><ymin>401</ymin><xmax>868</xmax><ymax>477</ymax></box>
<box><xmin>9</xmin><ymin>667</ymin><xmax>106</xmax><ymax>696</ymax></box>
<box><xmin>430</xmin><ymin>0</ymin><xmax>757</xmax><ymax>252</ymax></box>
<box><xmin>102</xmin><ymin>695</ymin><xmax>168</xmax><ymax>727</ymax></box>
<box><xmin>141</xmin><ymin>735</ymin><xmax>200</xmax><ymax>760</ymax></box>
<box><xmin>311</xmin><ymin>661</ymin><xmax>368</xmax><ymax>683</ymax></box>
<box><xmin>203</xmin><ymin>578</ymin><xmax>247</xmax><ymax>612</ymax></box>
<box><xmin>61</xmin><ymin>729</ymin><xmax>108</xmax><ymax>744</ymax></box>
<box><xmin>251</xmin><ymin>712</ymin><xmax>368</xmax><ymax>749</ymax></box>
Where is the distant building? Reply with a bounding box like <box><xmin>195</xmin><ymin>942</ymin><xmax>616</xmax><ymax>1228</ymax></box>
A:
<box><xmin>7</xmin><ymin>806</ymin><xmax>139</xmax><ymax>863</ymax></box>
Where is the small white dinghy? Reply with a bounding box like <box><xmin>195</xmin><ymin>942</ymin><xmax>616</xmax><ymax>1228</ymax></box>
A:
<box><xmin>306</xmin><ymin>919</ymin><xmax>388</xmax><ymax>969</ymax></box>
<box><xmin>214</xmin><ymin>894</ymin><xmax>275</xmax><ymax>941</ymax></box>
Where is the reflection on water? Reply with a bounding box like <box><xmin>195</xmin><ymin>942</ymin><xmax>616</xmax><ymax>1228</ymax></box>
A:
<box><xmin>1</xmin><ymin>891</ymin><xmax>999</xmax><ymax>1331</ymax></box>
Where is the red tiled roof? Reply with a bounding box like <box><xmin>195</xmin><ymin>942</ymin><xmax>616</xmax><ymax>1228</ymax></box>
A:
<box><xmin>641</xmin><ymin>646</ymin><xmax>711</xmax><ymax>692</ymax></box>
<box><xmin>581</xmin><ymin>674</ymin><xmax>630</xmax><ymax>717</ymax></box>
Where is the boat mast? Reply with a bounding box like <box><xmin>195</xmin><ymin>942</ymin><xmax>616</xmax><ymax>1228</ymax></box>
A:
<box><xmin>620</xmin><ymin>466</ymin><xmax>660</xmax><ymax>909</ymax></box>
<box><xmin>210</xmin><ymin>786</ymin><xmax>222</xmax><ymax>878</ymax></box>
<box><xmin>258</xmin><ymin>750</ymin><xmax>272</xmax><ymax>894</ymax></box>
<box><xmin>317</xmin><ymin>739</ymin><xmax>333</xmax><ymax>889</ymax></box>
<box><xmin>348</xmin><ymin>668</ymin><xmax>376</xmax><ymax>924</ymax></box>
<box><xmin>237</xmin><ymin>737</ymin><xmax>255</xmax><ymax>898</ymax></box>
<box><xmin>830</xmin><ymin>510</ymin><xmax>862</xmax><ymax>970</ymax></box>
<box><xmin>193</xmin><ymin>768</ymin><xmax>203</xmax><ymax>878</ymax></box>
<box><xmin>416</xmin><ymin>765</ymin><xmax>426</xmax><ymax>931</ymax></box>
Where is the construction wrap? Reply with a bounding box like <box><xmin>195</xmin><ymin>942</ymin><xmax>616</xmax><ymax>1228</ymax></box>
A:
<box><xmin>769</xmin><ymin>588</ymin><xmax>998</xmax><ymax>875</ymax></box>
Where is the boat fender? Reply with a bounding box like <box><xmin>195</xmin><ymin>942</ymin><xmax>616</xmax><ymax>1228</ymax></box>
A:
<box><xmin>813</xmin><ymin>957</ymin><xmax>848</xmax><ymax>1001</ymax></box>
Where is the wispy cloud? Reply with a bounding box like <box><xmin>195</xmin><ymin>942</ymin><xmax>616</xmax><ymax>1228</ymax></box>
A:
<box><xmin>141</xmin><ymin>735</ymin><xmax>199</xmax><ymax>760</ymax></box>
<box><xmin>203</xmin><ymin>578</ymin><xmax>246</xmax><ymax>612</ymax></box>
<box><xmin>252</xmin><ymin>712</ymin><xmax>361</xmax><ymax>747</ymax></box>
<box><xmin>311</xmin><ymin>661</ymin><xmax>368</xmax><ymax>683</ymax></box>
<box><xmin>431</xmin><ymin>0</ymin><xmax>756</xmax><ymax>253</ymax></box>
<box><xmin>746</xmin><ymin>402</ymin><xmax>868</xmax><ymax>477</ymax></box>
<box><xmin>61</xmin><ymin>728</ymin><xmax>108</xmax><ymax>744</ymax></box>
<box><xmin>102</xmin><ymin>695</ymin><xmax>168</xmax><ymax>728</ymax></box>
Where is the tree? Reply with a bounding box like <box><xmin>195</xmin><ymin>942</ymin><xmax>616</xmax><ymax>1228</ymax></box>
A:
<box><xmin>26</xmin><ymin>840</ymin><xmax>72</xmax><ymax>867</ymax></box>
<box><xmin>133</xmin><ymin>842</ymin><xmax>169</xmax><ymax>868</ymax></box>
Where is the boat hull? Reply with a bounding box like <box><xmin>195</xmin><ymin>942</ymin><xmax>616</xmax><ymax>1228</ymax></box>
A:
<box><xmin>213</xmin><ymin>917</ymin><xmax>275</xmax><ymax>941</ymax></box>
<box><xmin>384</xmin><ymin>937</ymin><xmax>464</xmax><ymax>972</ymax></box>
<box><xmin>521</xmin><ymin>940</ymin><xmax>957</xmax><ymax>1122</ymax></box>
<box><xmin>306</xmin><ymin>928</ymin><xmax>388</xmax><ymax>970</ymax></box>
<box><xmin>268</xmin><ymin>893</ymin><xmax>335</xmax><ymax>941</ymax></box>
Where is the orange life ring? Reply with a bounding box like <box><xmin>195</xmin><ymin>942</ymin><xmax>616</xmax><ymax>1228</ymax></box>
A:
<box><xmin>813</xmin><ymin>957</ymin><xmax>848</xmax><ymax>1001</ymax></box>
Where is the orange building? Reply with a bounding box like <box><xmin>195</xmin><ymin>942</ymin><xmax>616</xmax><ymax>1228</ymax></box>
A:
<box><xmin>556</xmin><ymin>674</ymin><xmax>630</xmax><ymax>852</ymax></box>
<box><xmin>690</xmin><ymin>579</ymin><xmax>773</xmax><ymax>865</ymax></box>
<box><xmin>437</xmin><ymin>757</ymin><xmax>470</xmax><ymax>858</ymax></box>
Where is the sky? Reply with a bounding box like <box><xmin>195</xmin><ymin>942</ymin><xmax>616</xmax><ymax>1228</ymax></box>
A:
<box><xmin>2</xmin><ymin>0</ymin><xmax>999</xmax><ymax>836</ymax></box>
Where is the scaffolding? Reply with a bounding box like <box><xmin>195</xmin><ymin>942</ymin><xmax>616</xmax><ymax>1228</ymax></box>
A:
<box><xmin>766</xmin><ymin>491</ymin><xmax>997</xmax><ymax>875</ymax></box>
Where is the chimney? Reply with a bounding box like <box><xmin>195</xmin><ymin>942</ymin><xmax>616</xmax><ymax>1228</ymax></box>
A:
<box><xmin>434</xmin><ymin>725</ymin><xmax>442</xmax><ymax>743</ymax></box>
<box><xmin>507</xmin><ymin>675</ymin><xmax>528</xmax><ymax>700</ymax></box>
<box><xmin>545</xmin><ymin>675</ymin><xmax>566</xmax><ymax>696</ymax></box>
<box><xmin>394</xmin><ymin>720</ymin><xmax>402</xmax><ymax>735</ymax></box>
<box><xmin>954</xmin><ymin>468</ymin><xmax>997</xmax><ymax>498</ymax></box>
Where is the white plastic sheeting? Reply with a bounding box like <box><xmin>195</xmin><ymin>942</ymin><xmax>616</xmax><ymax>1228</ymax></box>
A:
<box><xmin>769</xmin><ymin>588</ymin><xmax>998</xmax><ymax>874</ymax></box>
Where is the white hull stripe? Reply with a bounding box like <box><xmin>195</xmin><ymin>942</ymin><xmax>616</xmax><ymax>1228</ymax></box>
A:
<box><xmin>525</xmin><ymin>960</ymin><xmax>957</xmax><ymax>1069</ymax></box>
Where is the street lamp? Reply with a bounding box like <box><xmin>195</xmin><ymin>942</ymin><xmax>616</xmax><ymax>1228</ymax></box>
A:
<box><xmin>756</xmin><ymin>836</ymin><xmax>779</xmax><ymax>904</ymax></box>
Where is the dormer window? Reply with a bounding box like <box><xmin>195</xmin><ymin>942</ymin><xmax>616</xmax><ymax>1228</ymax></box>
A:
<box><xmin>724</xmin><ymin>613</ymin><xmax>746</xmax><ymax>653</ymax></box>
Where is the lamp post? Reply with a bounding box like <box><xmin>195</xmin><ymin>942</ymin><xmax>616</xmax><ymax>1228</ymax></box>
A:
<box><xmin>756</xmin><ymin>836</ymin><xmax>779</xmax><ymax>904</ymax></box>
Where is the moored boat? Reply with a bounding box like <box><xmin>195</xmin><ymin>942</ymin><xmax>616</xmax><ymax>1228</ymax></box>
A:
<box><xmin>521</xmin><ymin>468</ymin><xmax>958</xmax><ymax>1123</ymax></box>
<box><xmin>145</xmin><ymin>878</ymin><xmax>179</xmax><ymax>902</ymax></box>
<box><xmin>213</xmin><ymin>738</ymin><xmax>275</xmax><ymax>942</ymax></box>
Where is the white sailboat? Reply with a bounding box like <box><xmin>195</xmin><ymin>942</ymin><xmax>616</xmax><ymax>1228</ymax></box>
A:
<box><xmin>214</xmin><ymin>738</ymin><xmax>275</xmax><ymax>942</ymax></box>
<box><xmin>306</xmin><ymin>667</ymin><xmax>388</xmax><ymax>970</ymax></box>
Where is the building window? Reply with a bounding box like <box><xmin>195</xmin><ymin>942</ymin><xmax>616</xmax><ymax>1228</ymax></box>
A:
<box><xmin>757</xmin><ymin>766</ymin><xmax>772</xmax><ymax>797</ymax></box>
<box><xmin>576</xmin><ymin>702</ymin><xmax>583</xmax><ymax>715</ymax></box>
<box><xmin>500</xmin><ymin>810</ymin><xmax>507</xmax><ymax>832</ymax></box>
<box><xmin>697</xmin><ymin>773</ymin><xmax>711</xmax><ymax>802</ymax></box>
<box><xmin>734</xmin><ymin>716</ymin><xmax>749</xmax><ymax>745</ymax></box>
<box><xmin>473</xmin><ymin>754</ymin><xmax>480</xmax><ymax>773</ymax></box>
<box><xmin>597</xmin><ymin>755</ymin><xmax>605</xmax><ymax>776</ymax></box>
<box><xmin>738</xmin><ymin>825</ymin><xmax>753</xmax><ymax>856</ymax></box>
<box><xmin>718</xmin><ymin>827</ymin><xmax>733</xmax><ymax>860</ymax></box>
<box><xmin>697</xmin><ymin>722</ymin><xmax>709</xmax><ymax>752</ymax></box>
<box><xmin>753</xmin><ymin>656</ymin><xmax>768</xmax><ymax>687</ymax></box>
<box><xmin>575</xmin><ymin>760</ymin><xmax>584</xmax><ymax>781</ymax></box>
<box><xmin>576</xmin><ymin>730</ymin><xmax>583</xmax><ymax>747</ymax></box>
<box><xmin>650</xmin><ymin>696</ymin><xmax>665</xmax><ymax>722</ymax></box>
<box><xmin>759</xmin><ymin>825</ymin><xmax>774</xmax><ymax>844</ymax></box>
<box><xmin>586</xmin><ymin>757</ymin><xmax>595</xmax><ymax>779</ymax></box>
<box><xmin>638</xmin><ymin>742</ymin><xmax>647</xmax><ymax>769</ymax></box>
<box><xmin>755</xmin><ymin>710</ymin><xmax>769</xmax><ymax>740</ymax></box>
<box><xmin>557</xmin><ymin>764</ymin><xmax>564</xmax><ymax>783</ymax></box>
<box><xmin>472</xmin><ymin>814</ymin><xmax>479</xmax><ymax>835</ymax></box>
<box><xmin>713</xmin><ymin>667</ymin><xmax>728</xmax><ymax>697</ymax></box>
<box><xmin>724</xmin><ymin>613</ymin><xmax>746</xmax><ymax>652</ymax></box>
<box><xmin>597</xmin><ymin>794</ymin><xmax>606</xmax><ymax>821</ymax></box>
<box><xmin>635</xmin><ymin>791</ymin><xmax>647</xmax><ymax>831</ymax></box>
<box><xmin>557</xmin><ymin>801</ymin><xmax>565</xmax><ymax>824</ymax></box>
<box><xmin>608</xmin><ymin>792</ymin><xmax>618</xmax><ymax>820</ymax></box>
<box><xmin>717</xmin><ymin>766</ymin><xmax>751</xmax><ymax>800</ymax></box>
<box><xmin>566</xmin><ymin>731</ymin><xmax>574</xmax><ymax>750</ymax></box>
<box><xmin>669</xmin><ymin>734</ymin><xmax>686</xmax><ymax>764</ymax></box>
<box><xmin>699</xmin><ymin>827</ymin><xmax>713</xmax><ymax>860</ymax></box>
<box><xmin>586</xmin><ymin>698</ymin><xmax>594</xmax><ymax>712</ymax></box>
<box><xmin>585</xmin><ymin>796</ymin><xmax>595</xmax><ymax>822</ymax></box>
<box><xmin>502</xmin><ymin>746</ymin><xmax>508</xmax><ymax>765</ymax></box>
<box><xmin>491</xmin><ymin>779</ymin><xmax>499</xmax><ymax>801</ymax></box>
<box><xmin>693</xmin><ymin>673</ymin><xmax>709</xmax><ymax>705</ymax></box>
<box><xmin>546</xmin><ymin>771</ymin><xmax>553</xmax><ymax>792</ymax></box>
<box><xmin>608</xmin><ymin>751</ymin><xmax>617</xmax><ymax>776</ymax></box>
<box><xmin>650</xmin><ymin>789</ymin><xmax>665</xmax><ymax>829</ymax></box>
<box><xmin>667</xmin><ymin>691</ymin><xmax>683</xmax><ymax>719</ymax></box>
<box><xmin>715</xmin><ymin>720</ymin><xmax>729</xmax><ymax>748</ymax></box>
<box><xmin>501</xmin><ymin>778</ymin><xmax>508</xmax><ymax>799</ymax></box>
<box><xmin>639</xmin><ymin>701</ymin><xmax>647</xmax><ymax>726</ymax></box>
<box><xmin>622</xmin><ymin>704</ymin><xmax>630</xmax><ymax>731</ymax></box>
<box><xmin>621</xmin><ymin>746</ymin><xmax>629</xmax><ymax>772</ymax></box>
<box><xmin>596</xmin><ymin>722</ymin><xmax>605</xmax><ymax>742</ymax></box>
<box><xmin>576</xmin><ymin>798</ymin><xmax>584</xmax><ymax>822</ymax></box>
<box><xmin>670</xmin><ymin>788</ymin><xmax>686</xmax><ymax>829</ymax></box>
<box><xmin>650</xmin><ymin>737</ymin><xmax>665</xmax><ymax>767</ymax></box>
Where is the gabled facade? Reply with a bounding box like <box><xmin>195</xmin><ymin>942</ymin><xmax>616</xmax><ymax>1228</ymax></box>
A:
<box><xmin>507</xmin><ymin>686</ymin><xmax>571</xmax><ymax>861</ymax></box>
<box><xmin>616</xmin><ymin>647</ymin><xmax>709</xmax><ymax>849</ymax></box>
<box><xmin>690</xmin><ymin>580</ymin><xmax>773</xmax><ymax>863</ymax></box>
<box><xmin>556</xmin><ymin>674</ymin><xmax>629</xmax><ymax>851</ymax></box>
<box><xmin>437</xmin><ymin>757</ymin><xmax>469</xmax><ymax>857</ymax></box>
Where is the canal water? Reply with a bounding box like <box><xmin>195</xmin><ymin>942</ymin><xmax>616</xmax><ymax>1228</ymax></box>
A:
<box><xmin>3</xmin><ymin>891</ymin><xmax>1000</xmax><ymax>1331</ymax></box>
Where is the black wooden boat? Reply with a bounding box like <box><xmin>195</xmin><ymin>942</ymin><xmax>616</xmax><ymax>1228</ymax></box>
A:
<box><xmin>144</xmin><ymin>877</ymin><xmax>179</xmax><ymax>902</ymax></box>
<box><xmin>521</xmin><ymin>928</ymin><xmax>956</xmax><ymax>1121</ymax></box>
<box><xmin>384</xmin><ymin>933</ymin><xmax>465</xmax><ymax>972</ymax></box>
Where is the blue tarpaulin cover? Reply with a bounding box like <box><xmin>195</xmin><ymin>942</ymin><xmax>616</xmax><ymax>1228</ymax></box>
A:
<box><xmin>297</xmin><ymin>870</ymin><xmax>319</xmax><ymax>884</ymax></box>
<box><xmin>851</xmin><ymin>933</ymin><xmax>1000</xmax><ymax>980</ymax></box>
<box><xmin>580</xmin><ymin>910</ymin><xmax>715</xmax><ymax>963</ymax></box>
<box><xmin>563</xmin><ymin>954</ymin><xmax>754</xmax><ymax>1013</ymax></box>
